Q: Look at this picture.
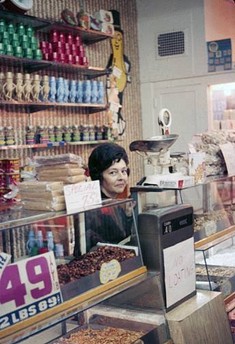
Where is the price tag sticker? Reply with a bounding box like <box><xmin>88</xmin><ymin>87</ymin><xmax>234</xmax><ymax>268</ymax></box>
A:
<box><xmin>99</xmin><ymin>259</ymin><xmax>121</xmax><ymax>284</ymax></box>
<box><xmin>0</xmin><ymin>252</ymin><xmax>62</xmax><ymax>330</ymax></box>
<box><xmin>64</xmin><ymin>180</ymin><xmax>102</xmax><ymax>213</ymax></box>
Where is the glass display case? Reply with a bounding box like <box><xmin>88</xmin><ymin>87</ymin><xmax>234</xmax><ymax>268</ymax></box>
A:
<box><xmin>0</xmin><ymin>199</ymin><xmax>171</xmax><ymax>344</ymax></box>
<box><xmin>131</xmin><ymin>176</ymin><xmax>235</xmax><ymax>299</ymax></box>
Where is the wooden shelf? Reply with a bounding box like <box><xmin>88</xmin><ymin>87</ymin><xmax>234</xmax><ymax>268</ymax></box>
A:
<box><xmin>0</xmin><ymin>54</ymin><xmax>110</xmax><ymax>76</ymax></box>
<box><xmin>0</xmin><ymin>140</ymin><xmax>109</xmax><ymax>151</ymax></box>
<box><xmin>0</xmin><ymin>100</ymin><xmax>108</xmax><ymax>113</ymax></box>
<box><xmin>0</xmin><ymin>10</ymin><xmax>113</xmax><ymax>45</ymax></box>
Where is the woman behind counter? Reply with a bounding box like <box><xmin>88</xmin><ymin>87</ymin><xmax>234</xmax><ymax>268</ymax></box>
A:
<box><xmin>83</xmin><ymin>142</ymin><xmax>134</xmax><ymax>251</ymax></box>
<box><xmin>88</xmin><ymin>142</ymin><xmax>129</xmax><ymax>199</ymax></box>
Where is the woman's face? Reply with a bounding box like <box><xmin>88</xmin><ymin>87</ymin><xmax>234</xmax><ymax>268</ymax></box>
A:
<box><xmin>101</xmin><ymin>159</ymin><xmax>128</xmax><ymax>198</ymax></box>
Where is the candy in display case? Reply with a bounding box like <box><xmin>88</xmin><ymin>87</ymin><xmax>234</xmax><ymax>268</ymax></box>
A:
<box><xmin>58</xmin><ymin>244</ymin><xmax>143</xmax><ymax>300</ymax></box>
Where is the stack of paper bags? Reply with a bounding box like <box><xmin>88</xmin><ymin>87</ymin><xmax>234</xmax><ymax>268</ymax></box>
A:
<box><xmin>36</xmin><ymin>163</ymin><xmax>86</xmax><ymax>184</ymax></box>
<box><xmin>18</xmin><ymin>181</ymin><xmax>66</xmax><ymax>211</ymax></box>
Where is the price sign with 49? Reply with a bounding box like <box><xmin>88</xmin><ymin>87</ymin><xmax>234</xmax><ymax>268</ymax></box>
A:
<box><xmin>0</xmin><ymin>252</ymin><xmax>62</xmax><ymax>329</ymax></box>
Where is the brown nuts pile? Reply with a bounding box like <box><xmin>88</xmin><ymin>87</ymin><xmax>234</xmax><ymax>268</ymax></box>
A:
<box><xmin>53</xmin><ymin>326</ymin><xmax>143</xmax><ymax>344</ymax></box>
<box><xmin>57</xmin><ymin>245</ymin><xmax>136</xmax><ymax>285</ymax></box>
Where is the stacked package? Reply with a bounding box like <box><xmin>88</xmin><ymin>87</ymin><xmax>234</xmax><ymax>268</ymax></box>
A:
<box><xmin>34</xmin><ymin>153</ymin><xmax>87</xmax><ymax>184</ymax></box>
<box><xmin>18</xmin><ymin>181</ymin><xmax>65</xmax><ymax>211</ymax></box>
<box><xmin>19</xmin><ymin>154</ymin><xmax>87</xmax><ymax>211</ymax></box>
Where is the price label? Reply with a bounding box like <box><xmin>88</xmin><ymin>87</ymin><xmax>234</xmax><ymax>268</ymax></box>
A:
<box><xmin>0</xmin><ymin>252</ymin><xmax>62</xmax><ymax>330</ymax></box>
<box><xmin>64</xmin><ymin>180</ymin><xmax>102</xmax><ymax>213</ymax></box>
<box><xmin>99</xmin><ymin>259</ymin><xmax>121</xmax><ymax>284</ymax></box>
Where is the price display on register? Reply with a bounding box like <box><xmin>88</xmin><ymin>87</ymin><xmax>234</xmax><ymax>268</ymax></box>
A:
<box><xmin>0</xmin><ymin>251</ymin><xmax>63</xmax><ymax>329</ymax></box>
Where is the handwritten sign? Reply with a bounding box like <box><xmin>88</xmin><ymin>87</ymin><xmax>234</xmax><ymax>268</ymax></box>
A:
<box><xmin>99</xmin><ymin>259</ymin><xmax>121</xmax><ymax>284</ymax></box>
<box><xmin>163</xmin><ymin>237</ymin><xmax>196</xmax><ymax>309</ymax></box>
<box><xmin>64</xmin><ymin>180</ymin><xmax>102</xmax><ymax>213</ymax></box>
<box><xmin>220</xmin><ymin>142</ymin><xmax>235</xmax><ymax>176</ymax></box>
<box><xmin>0</xmin><ymin>252</ymin><xmax>62</xmax><ymax>330</ymax></box>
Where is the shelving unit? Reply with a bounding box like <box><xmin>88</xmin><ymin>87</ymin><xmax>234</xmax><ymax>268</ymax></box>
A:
<box><xmin>0</xmin><ymin>10</ymin><xmax>112</xmax><ymax>155</ymax></box>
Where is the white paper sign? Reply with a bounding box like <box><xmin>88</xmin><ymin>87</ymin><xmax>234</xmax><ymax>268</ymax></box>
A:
<box><xmin>163</xmin><ymin>237</ymin><xmax>196</xmax><ymax>309</ymax></box>
<box><xmin>0</xmin><ymin>252</ymin><xmax>11</xmax><ymax>277</ymax></box>
<box><xmin>220</xmin><ymin>142</ymin><xmax>235</xmax><ymax>176</ymax></box>
<box><xmin>64</xmin><ymin>180</ymin><xmax>102</xmax><ymax>213</ymax></box>
<box><xmin>0</xmin><ymin>252</ymin><xmax>62</xmax><ymax>329</ymax></box>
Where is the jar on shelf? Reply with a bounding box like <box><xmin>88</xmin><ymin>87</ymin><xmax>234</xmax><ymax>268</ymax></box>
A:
<box><xmin>48</xmin><ymin>125</ymin><xmax>56</xmax><ymax>142</ymax></box>
<box><xmin>76</xmin><ymin>80</ymin><xmax>83</xmax><ymax>103</ymax></box>
<box><xmin>54</xmin><ymin>126</ymin><xmax>63</xmax><ymax>142</ymax></box>
<box><xmin>26</xmin><ymin>229</ymin><xmax>38</xmax><ymax>256</ymax></box>
<box><xmin>32</xmin><ymin>74</ymin><xmax>42</xmax><ymax>102</ymax></box>
<box><xmin>63</xmin><ymin>125</ymin><xmax>72</xmax><ymax>142</ymax></box>
<box><xmin>3</xmin><ymin>72</ymin><xmax>15</xmax><ymax>101</ymax></box>
<box><xmin>41</xmin><ymin>75</ymin><xmax>50</xmax><ymax>102</ymax></box>
<box><xmin>83</xmin><ymin>80</ymin><xmax>91</xmax><ymax>103</ymax></box>
<box><xmin>46</xmin><ymin>231</ymin><xmax>54</xmax><ymax>252</ymax></box>
<box><xmin>97</xmin><ymin>81</ymin><xmax>105</xmax><ymax>104</ymax></box>
<box><xmin>26</xmin><ymin>125</ymin><xmax>35</xmax><ymax>144</ymax></box>
<box><xmin>88</xmin><ymin>124</ymin><xmax>95</xmax><ymax>141</ymax></box>
<box><xmin>63</xmin><ymin>79</ymin><xmax>69</xmax><ymax>103</ymax></box>
<box><xmin>91</xmin><ymin>80</ymin><xmax>98</xmax><ymax>103</ymax></box>
<box><xmin>15</xmin><ymin>73</ymin><xmax>24</xmax><ymax>101</ymax></box>
<box><xmin>39</xmin><ymin>125</ymin><xmax>49</xmax><ymax>144</ymax></box>
<box><xmin>102</xmin><ymin>125</ymin><xmax>110</xmax><ymax>140</ymax></box>
<box><xmin>49</xmin><ymin>76</ymin><xmax>57</xmax><ymax>102</ymax></box>
<box><xmin>23</xmin><ymin>73</ymin><xmax>32</xmax><ymax>102</ymax></box>
<box><xmin>95</xmin><ymin>125</ymin><xmax>103</xmax><ymax>141</ymax></box>
<box><xmin>56</xmin><ymin>77</ymin><xmax>65</xmax><ymax>103</ymax></box>
<box><xmin>80</xmin><ymin>124</ymin><xmax>89</xmax><ymax>141</ymax></box>
<box><xmin>72</xmin><ymin>125</ymin><xmax>81</xmax><ymax>141</ymax></box>
<box><xmin>0</xmin><ymin>126</ymin><xmax>5</xmax><ymax>146</ymax></box>
<box><xmin>5</xmin><ymin>126</ymin><xmax>15</xmax><ymax>145</ymax></box>
<box><xmin>69</xmin><ymin>80</ymin><xmax>77</xmax><ymax>103</ymax></box>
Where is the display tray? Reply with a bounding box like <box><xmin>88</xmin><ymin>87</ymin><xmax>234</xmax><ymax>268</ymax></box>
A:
<box><xmin>196</xmin><ymin>264</ymin><xmax>235</xmax><ymax>296</ymax></box>
<box><xmin>61</xmin><ymin>255</ymin><xmax>143</xmax><ymax>301</ymax></box>
<box><xmin>50</xmin><ymin>314</ymin><xmax>160</xmax><ymax>344</ymax></box>
<box><xmin>193</xmin><ymin>211</ymin><xmax>233</xmax><ymax>242</ymax></box>
<box><xmin>196</xmin><ymin>264</ymin><xmax>235</xmax><ymax>281</ymax></box>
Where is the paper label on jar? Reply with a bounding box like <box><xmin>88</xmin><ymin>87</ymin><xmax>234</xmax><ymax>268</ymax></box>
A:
<box><xmin>99</xmin><ymin>259</ymin><xmax>121</xmax><ymax>284</ymax></box>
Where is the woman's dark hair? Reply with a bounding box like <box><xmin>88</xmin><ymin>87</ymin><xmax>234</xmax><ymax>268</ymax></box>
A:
<box><xmin>88</xmin><ymin>142</ymin><xmax>129</xmax><ymax>181</ymax></box>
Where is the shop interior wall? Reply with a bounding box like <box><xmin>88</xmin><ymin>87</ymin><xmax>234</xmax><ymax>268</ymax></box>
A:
<box><xmin>205</xmin><ymin>0</ymin><xmax>235</xmax><ymax>63</ymax></box>
<box><xmin>1</xmin><ymin>0</ymin><xmax>144</xmax><ymax>187</ymax></box>
<box><xmin>136</xmin><ymin>0</ymin><xmax>235</xmax><ymax>153</ymax></box>
<box><xmin>136</xmin><ymin>0</ymin><xmax>208</xmax><ymax>155</ymax></box>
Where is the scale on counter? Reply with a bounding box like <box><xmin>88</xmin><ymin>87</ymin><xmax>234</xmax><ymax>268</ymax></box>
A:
<box><xmin>130</xmin><ymin>134</ymin><xmax>179</xmax><ymax>184</ymax></box>
<box><xmin>130</xmin><ymin>109</ymin><xmax>194</xmax><ymax>188</ymax></box>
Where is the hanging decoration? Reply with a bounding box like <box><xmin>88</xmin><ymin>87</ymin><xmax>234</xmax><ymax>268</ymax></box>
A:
<box><xmin>106</xmin><ymin>10</ymin><xmax>131</xmax><ymax>139</ymax></box>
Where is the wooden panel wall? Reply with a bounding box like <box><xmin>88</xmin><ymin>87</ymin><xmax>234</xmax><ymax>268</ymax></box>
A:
<box><xmin>0</xmin><ymin>0</ymin><xmax>144</xmax><ymax>187</ymax></box>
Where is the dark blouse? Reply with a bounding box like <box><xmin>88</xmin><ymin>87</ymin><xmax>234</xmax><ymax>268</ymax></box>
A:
<box><xmin>85</xmin><ymin>192</ymin><xmax>133</xmax><ymax>250</ymax></box>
